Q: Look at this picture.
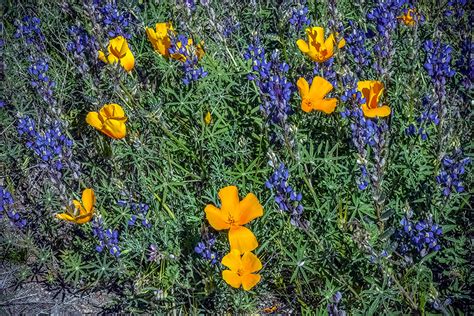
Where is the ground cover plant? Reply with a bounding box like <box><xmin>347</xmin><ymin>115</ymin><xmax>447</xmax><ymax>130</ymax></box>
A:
<box><xmin>0</xmin><ymin>0</ymin><xmax>472</xmax><ymax>314</ymax></box>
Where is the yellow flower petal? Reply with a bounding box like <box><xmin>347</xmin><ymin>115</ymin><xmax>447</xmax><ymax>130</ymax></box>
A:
<box><xmin>204</xmin><ymin>204</ymin><xmax>231</xmax><ymax>230</ymax></box>
<box><xmin>296</xmin><ymin>39</ymin><xmax>310</xmax><ymax>53</ymax></box>
<box><xmin>228</xmin><ymin>225</ymin><xmax>258</xmax><ymax>253</ymax></box>
<box><xmin>222</xmin><ymin>270</ymin><xmax>242</xmax><ymax>288</ymax></box>
<box><xmin>81</xmin><ymin>188</ymin><xmax>95</xmax><ymax>213</ymax></box>
<box><xmin>241</xmin><ymin>273</ymin><xmax>261</xmax><ymax>291</ymax></box>
<box><xmin>363</xmin><ymin>104</ymin><xmax>391</xmax><ymax>118</ymax></box>
<box><xmin>313</xmin><ymin>98</ymin><xmax>338</xmax><ymax>114</ymax></box>
<box><xmin>238</xmin><ymin>193</ymin><xmax>263</xmax><ymax>225</ymax></box>
<box><xmin>86</xmin><ymin>112</ymin><xmax>103</xmax><ymax>130</ymax></box>
<box><xmin>297</xmin><ymin>77</ymin><xmax>310</xmax><ymax>100</ymax></box>
<box><xmin>120</xmin><ymin>50</ymin><xmax>135</xmax><ymax>72</ymax></box>
<box><xmin>221</xmin><ymin>249</ymin><xmax>242</xmax><ymax>270</ymax></box>
<box><xmin>100</xmin><ymin>103</ymin><xmax>126</xmax><ymax>120</ymax></box>
<box><xmin>102</xmin><ymin>119</ymin><xmax>127</xmax><ymax>139</ymax></box>
<box><xmin>218</xmin><ymin>186</ymin><xmax>240</xmax><ymax>220</ymax></box>
<box><xmin>55</xmin><ymin>212</ymin><xmax>76</xmax><ymax>222</ymax></box>
<box><xmin>98</xmin><ymin>50</ymin><xmax>108</xmax><ymax>63</ymax></box>
<box><xmin>241</xmin><ymin>251</ymin><xmax>262</xmax><ymax>274</ymax></box>
<box><xmin>309</xmin><ymin>76</ymin><xmax>334</xmax><ymax>100</ymax></box>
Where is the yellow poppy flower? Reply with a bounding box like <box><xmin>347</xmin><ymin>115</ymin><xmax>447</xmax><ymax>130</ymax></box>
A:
<box><xmin>56</xmin><ymin>188</ymin><xmax>95</xmax><ymax>224</ymax></box>
<box><xmin>221</xmin><ymin>249</ymin><xmax>262</xmax><ymax>291</ymax></box>
<box><xmin>204</xmin><ymin>186</ymin><xmax>263</xmax><ymax>253</ymax></box>
<box><xmin>296</xmin><ymin>26</ymin><xmax>346</xmax><ymax>63</ymax></box>
<box><xmin>146</xmin><ymin>22</ymin><xmax>174</xmax><ymax>57</ymax></box>
<box><xmin>297</xmin><ymin>76</ymin><xmax>338</xmax><ymax>114</ymax></box>
<box><xmin>204</xmin><ymin>111</ymin><xmax>212</xmax><ymax>125</ymax></box>
<box><xmin>398</xmin><ymin>9</ymin><xmax>418</xmax><ymax>26</ymax></box>
<box><xmin>98</xmin><ymin>36</ymin><xmax>135</xmax><ymax>72</ymax></box>
<box><xmin>86</xmin><ymin>103</ymin><xmax>127</xmax><ymax>139</ymax></box>
<box><xmin>357</xmin><ymin>81</ymin><xmax>391</xmax><ymax>118</ymax></box>
<box><xmin>170</xmin><ymin>38</ymin><xmax>205</xmax><ymax>62</ymax></box>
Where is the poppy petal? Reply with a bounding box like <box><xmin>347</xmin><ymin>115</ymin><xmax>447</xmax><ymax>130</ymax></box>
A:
<box><xmin>221</xmin><ymin>249</ymin><xmax>242</xmax><ymax>271</ymax></box>
<box><xmin>229</xmin><ymin>226</ymin><xmax>258</xmax><ymax>253</ymax></box>
<box><xmin>241</xmin><ymin>273</ymin><xmax>261</xmax><ymax>291</ymax></box>
<box><xmin>55</xmin><ymin>212</ymin><xmax>76</xmax><ymax>222</ymax></box>
<box><xmin>296</xmin><ymin>39</ymin><xmax>309</xmax><ymax>53</ymax></box>
<box><xmin>86</xmin><ymin>112</ymin><xmax>103</xmax><ymax>130</ymax></box>
<box><xmin>238</xmin><ymin>193</ymin><xmax>263</xmax><ymax>225</ymax></box>
<box><xmin>222</xmin><ymin>270</ymin><xmax>242</xmax><ymax>288</ymax></box>
<box><xmin>218</xmin><ymin>186</ymin><xmax>240</xmax><ymax>219</ymax></box>
<box><xmin>102</xmin><ymin>119</ymin><xmax>127</xmax><ymax>139</ymax></box>
<box><xmin>241</xmin><ymin>251</ymin><xmax>262</xmax><ymax>273</ymax></box>
<box><xmin>372</xmin><ymin>105</ymin><xmax>391</xmax><ymax>117</ymax></box>
<box><xmin>309</xmin><ymin>76</ymin><xmax>334</xmax><ymax>100</ymax></box>
<box><xmin>100</xmin><ymin>103</ymin><xmax>126</xmax><ymax>120</ymax></box>
<box><xmin>297</xmin><ymin>77</ymin><xmax>310</xmax><ymax>99</ymax></box>
<box><xmin>120</xmin><ymin>50</ymin><xmax>135</xmax><ymax>72</ymax></box>
<box><xmin>81</xmin><ymin>188</ymin><xmax>95</xmax><ymax>213</ymax></box>
<box><xmin>204</xmin><ymin>204</ymin><xmax>231</xmax><ymax>230</ymax></box>
<box><xmin>313</xmin><ymin>98</ymin><xmax>337</xmax><ymax>114</ymax></box>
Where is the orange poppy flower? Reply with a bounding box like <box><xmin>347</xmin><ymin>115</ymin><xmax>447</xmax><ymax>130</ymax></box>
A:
<box><xmin>86</xmin><ymin>103</ymin><xmax>127</xmax><ymax>139</ymax></box>
<box><xmin>398</xmin><ymin>9</ymin><xmax>419</xmax><ymax>26</ymax></box>
<box><xmin>146</xmin><ymin>22</ymin><xmax>174</xmax><ymax>57</ymax></box>
<box><xmin>221</xmin><ymin>249</ymin><xmax>262</xmax><ymax>291</ymax></box>
<box><xmin>204</xmin><ymin>186</ymin><xmax>263</xmax><ymax>253</ymax></box>
<box><xmin>357</xmin><ymin>81</ymin><xmax>391</xmax><ymax>118</ymax></box>
<box><xmin>98</xmin><ymin>36</ymin><xmax>135</xmax><ymax>72</ymax></box>
<box><xmin>297</xmin><ymin>27</ymin><xmax>345</xmax><ymax>63</ymax></box>
<box><xmin>56</xmin><ymin>188</ymin><xmax>95</xmax><ymax>224</ymax></box>
<box><xmin>297</xmin><ymin>76</ymin><xmax>338</xmax><ymax>114</ymax></box>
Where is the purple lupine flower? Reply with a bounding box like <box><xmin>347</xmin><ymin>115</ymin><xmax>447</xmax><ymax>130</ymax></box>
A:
<box><xmin>17</xmin><ymin>116</ymin><xmax>73</xmax><ymax>171</ymax></box>
<box><xmin>456</xmin><ymin>39</ymin><xmax>473</xmax><ymax>91</ymax></box>
<box><xmin>444</xmin><ymin>0</ymin><xmax>467</xmax><ymax>18</ymax></box>
<box><xmin>436</xmin><ymin>149</ymin><xmax>470</xmax><ymax>196</ymax></box>
<box><xmin>367</xmin><ymin>0</ymin><xmax>405</xmax><ymax>76</ymax></box>
<box><xmin>344</xmin><ymin>20</ymin><xmax>371</xmax><ymax>75</ymax></box>
<box><xmin>14</xmin><ymin>16</ymin><xmax>45</xmax><ymax>50</ymax></box>
<box><xmin>244</xmin><ymin>41</ymin><xmax>294</xmax><ymax>145</ymax></box>
<box><xmin>395</xmin><ymin>214</ymin><xmax>442</xmax><ymax>257</ymax></box>
<box><xmin>0</xmin><ymin>187</ymin><xmax>27</xmax><ymax>229</ymax></box>
<box><xmin>92</xmin><ymin>217</ymin><xmax>121</xmax><ymax>258</ymax></box>
<box><xmin>27</xmin><ymin>56</ymin><xmax>56</xmax><ymax>105</ymax></box>
<box><xmin>194</xmin><ymin>234</ymin><xmax>219</xmax><ymax>264</ymax></box>
<box><xmin>122</xmin><ymin>201</ymin><xmax>151</xmax><ymax>229</ymax></box>
<box><xmin>66</xmin><ymin>26</ymin><xmax>100</xmax><ymax>74</ymax></box>
<box><xmin>266</xmin><ymin>163</ymin><xmax>305</xmax><ymax>228</ymax></box>
<box><xmin>92</xmin><ymin>0</ymin><xmax>133</xmax><ymax>39</ymax></box>
<box><xmin>289</xmin><ymin>4</ymin><xmax>311</xmax><ymax>32</ymax></box>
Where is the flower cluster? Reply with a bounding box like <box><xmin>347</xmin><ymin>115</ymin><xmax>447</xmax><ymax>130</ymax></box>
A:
<box><xmin>28</xmin><ymin>57</ymin><xmax>56</xmax><ymax>105</ymax></box>
<box><xmin>92</xmin><ymin>0</ymin><xmax>132</xmax><ymax>39</ymax></box>
<box><xmin>424</xmin><ymin>41</ymin><xmax>455</xmax><ymax>86</ymax></box>
<box><xmin>194</xmin><ymin>234</ymin><xmax>218</xmax><ymax>264</ymax></box>
<box><xmin>220</xmin><ymin>16</ymin><xmax>241</xmax><ymax>38</ymax></box>
<box><xmin>395</xmin><ymin>215</ymin><xmax>442</xmax><ymax>257</ymax></box>
<box><xmin>120</xmin><ymin>201</ymin><xmax>151</xmax><ymax>229</ymax></box>
<box><xmin>204</xmin><ymin>186</ymin><xmax>263</xmax><ymax>290</ymax></box>
<box><xmin>17</xmin><ymin>116</ymin><xmax>73</xmax><ymax>171</ymax></box>
<box><xmin>169</xmin><ymin>34</ymin><xmax>207</xmax><ymax>84</ymax></box>
<box><xmin>344</xmin><ymin>20</ymin><xmax>371</xmax><ymax>74</ymax></box>
<box><xmin>14</xmin><ymin>16</ymin><xmax>45</xmax><ymax>50</ymax></box>
<box><xmin>289</xmin><ymin>5</ymin><xmax>311</xmax><ymax>32</ymax></box>
<box><xmin>244</xmin><ymin>42</ymin><xmax>293</xmax><ymax>142</ymax></box>
<box><xmin>444</xmin><ymin>0</ymin><xmax>468</xmax><ymax>18</ymax></box>
<box><xmin>456</xmin><ymin>39</ymin><xmax>473</xmax><ymax>90</ymax></box>
<box><xmin>0</xmin><ymin>186</ymin><xmax>27</xmax><ymax>229</ymax></box>
<box><xmin>436</xmin><ymin>150</ymin><xmax>470</xmax><ymax>197</ymax></box>
<box><xmin>266</xmin><ymin>164</ymin><xmax>304</xmax><ymax>227</ymax></box>
<box><xmin>92</xmin><ymin>217</ymin><xmax>121</xmax><ymax>258</ymax></box>
<box><xmin>367</xmin><ymin>0</ymin><xmax>405</xmax><ymax>76</ymax></box>
<box><xmin>66</xmin><ymin>26</ymin><xmax>99</xmax><ymax>73</ymax></box>
<box><xmin>405</xmin><ymin>96</ymin><xmax>438</xmax><ymax>140</ymax></box>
